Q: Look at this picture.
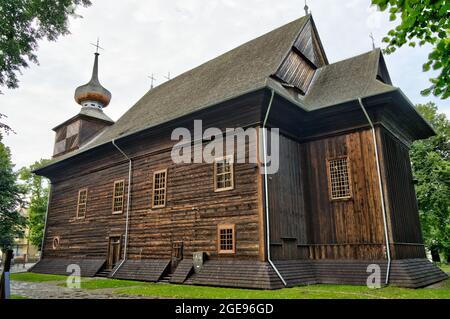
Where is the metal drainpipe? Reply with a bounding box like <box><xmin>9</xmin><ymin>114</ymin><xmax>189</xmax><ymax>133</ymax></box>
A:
<box><xmin>358</xmin><ymin>98</ymin><xmax>391</xmax><ymax>284</ymax></box>
<box><xmin>111</xmin><ymin>139</ymin><xmax>132</xmax><ymax>276</ymax></box>
<box><xmin>262</xmin><ymin>89</ymin><xmax>287</xmax><ymax>287</ymax></box>
<box><xmin>39</xmin><ymin>183</ymin><xmax>52</xmax><ymax>261</ymax></box>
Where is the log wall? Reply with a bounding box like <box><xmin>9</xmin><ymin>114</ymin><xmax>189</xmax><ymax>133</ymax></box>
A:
<box><xmin>42</xmin><ymin>93</ymin><xmax>266</xmax><ymax>262</ymax></box>
<box><xmin>269</xmin><ymin>129</ymin><xmax>387</xmax><ymax>260</ymax></box>
<box><xmin>377</xmin><ymin>127</ymin><xmax>426</xmax><ymax>259</ymax></box>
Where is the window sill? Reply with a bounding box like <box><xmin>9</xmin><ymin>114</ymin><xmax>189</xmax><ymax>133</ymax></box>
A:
<box><xmin>218</xmin><ymin>251</ymin><xmax>236</xmax><ymax>255</ymax></box>
<box><xmin>214</xmin><ymin>187</ymin><xmax>234</xmax><ymax>193</ymax></box>
<box><xmin>330</xmin><ymin>197</ymin><xmax>353</xmax><ymax>202</ymax></box>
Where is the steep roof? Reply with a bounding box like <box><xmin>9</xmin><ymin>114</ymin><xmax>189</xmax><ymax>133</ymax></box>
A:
<box><xmin>90</xmin><ymin>16</ymin><xmax>309</xmax><ymax>145</ymax></box>
<box><xmin>38</xmin><ymin>15</ymin><xmax>399</xmax><ymax>170</ymax></box>
<box><xmin>301</xmin><ymin>49</ymin><xmax>396</xmax><ymax>110</ymax></box>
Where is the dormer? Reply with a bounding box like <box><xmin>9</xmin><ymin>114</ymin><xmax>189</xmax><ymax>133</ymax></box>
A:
<box><xmin>274</xmin><ymin>16</ymin><xmax>328</xmax><ymax>95</ymax></box>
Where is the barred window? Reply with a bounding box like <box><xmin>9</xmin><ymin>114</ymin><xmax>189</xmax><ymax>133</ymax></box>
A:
<box><xmin>218</xmin><ymin>224</ymin><xmax>235</xmax><ymax>254</ymax></box>
<box><xmin>214</xmin><ymin>156</ymin><xmax>234</xmax><ymax>192</ymax></box>
<box><xmin>152</xmin><ymin>169</ymin><xmax>167</xmax><ymax>208</ymax></box>
<box><xmin>77</xmin><ymin>188</ymin><xmax>88</xmax><ymax>218</ymax></box>
<box><xmin>327</xmin><ymin>157</ymin><xmax>352</xmax><ymax>200</ymax></box>
<box><xmin>112</xmin><ymin>180</ymin><xmax>125</xmax><ymax>213</ymax></box>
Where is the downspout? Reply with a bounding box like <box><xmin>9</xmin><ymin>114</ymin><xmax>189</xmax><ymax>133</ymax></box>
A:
<box><xmin>262</xmin><ymin>89</ymin><xmax>287</xmax><ymax>287</ymax></box>
<box><xmin>358</xmin><ymin>98</ymin><xmax>391</xmax><ymax>284</ymax></box>
<box><xmin>111</xmin><ymin>139</ymin><xmax>132</xmax><ymax>277</ymax></box>
<box><xmin>39</xmin><ymin>183</ymin><xmax>52</xmax><ymax>261</ymax></box>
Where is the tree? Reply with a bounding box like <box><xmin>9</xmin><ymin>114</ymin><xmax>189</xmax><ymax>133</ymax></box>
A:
<box><xmin>0</xmin><ymin>134</ymin><xmax>26</xmax><ymax>254</ymax></box>
<box><xmin>410</xmin><ymin>102</ymin><xmax>450</xmax><ymax>262</ymax></box>
<box><xmin>19</xmin><ymin>159</ymin><xmax>50</xmax><ymax>250</ymax></box>
<box><xmin>0</xmin><ymin>0</ymin><xmax>92</xmax><ymax>93</ymax></box>
<box><xmin>0</xmin><ymin>113</ymin><xmax>13</xmax><ymax>135</ymax></box>
<box><xmin>0</xmin><ymin>0</ymin><xmax>92</xmax><ymax>134</ymax></box>
<box><xmin>372</xmin><ymin>0</ymin><xmax>450</xmax><ymax>99</ymax></box>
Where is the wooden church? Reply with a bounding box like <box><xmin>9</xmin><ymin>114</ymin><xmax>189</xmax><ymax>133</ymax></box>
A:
<box><xmin>32</xmin><ymin>14</ymin><xmax>447</xmax><ymax>289</ymax></box>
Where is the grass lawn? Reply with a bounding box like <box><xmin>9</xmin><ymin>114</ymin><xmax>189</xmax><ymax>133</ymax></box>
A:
<box><xmin>114</xmin><ymin>279</ymin><xmax>450</xmax><ymax>299</ymax></box>
<box><xmin>438</xmin><ymin>263</ymin><xmax>450</xmax><ymax>273</ymax></box>
<box><xmin>10</xmin><ymin>272</ymin><xmax>69</xmax><ymax>282</ymax></box>
<box><xmin>10</xmin><ymin>272</ymin><xmax>450</xmax><ymax>299</ymax></box>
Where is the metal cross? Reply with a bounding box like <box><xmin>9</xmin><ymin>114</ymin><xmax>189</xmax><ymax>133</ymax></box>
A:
<box><xmin>148</xmin><ymin>74</ymin><xmax>157</xmax><ymax>89</ymax></box>
<box><xmin>90</xmin><ymin>37</ymin><xmax>104</xmax><ymax>54</ymax></box>
<box><xmin>304</xmin><ymin>0</ymin><xmax>309</xmax><ymax>15</ymax></box>
<box><xmin>369</xmin><ymin>33</ymin><xmax>376</xmax><ymax>50</ymax></box>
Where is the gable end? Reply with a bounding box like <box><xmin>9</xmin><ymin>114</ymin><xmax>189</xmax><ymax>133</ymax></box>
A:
<box><xmin>273</xmin><ymin>16</ymin><xmax>328</xmax><ymax>95</ymax></box>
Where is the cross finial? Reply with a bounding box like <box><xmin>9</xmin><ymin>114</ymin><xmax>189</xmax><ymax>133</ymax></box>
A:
<box><xmin>90</xmin><ymin>37</ymin><xmax>104</xmax><ymax>54</ymax></box>
<box><xmin>304</xmin><ymin>0</ymin><xmax>309</xmax><ymax>15</ymax></box>
<box><xmin>369</xmin><ymin>33</ymin><xmax>376</xmax><ymax>50</ymax></box>
<box><xmin>148</xmin><ymin>73</ymin><xmax>156</xmax><ymax>89</ymax></box>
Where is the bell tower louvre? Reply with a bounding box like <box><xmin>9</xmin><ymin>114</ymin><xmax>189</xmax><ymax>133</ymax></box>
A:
<box><xmin>52</xmin><ymin>52</ymin><xmax>114</xmax><ymax>158</ymax></box>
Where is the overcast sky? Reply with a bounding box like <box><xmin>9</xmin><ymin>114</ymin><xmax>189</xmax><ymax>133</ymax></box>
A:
<box><xmin>1</xmin><ymin>0</ymin><xmax>448</xmax><ymax>169</ymax></box>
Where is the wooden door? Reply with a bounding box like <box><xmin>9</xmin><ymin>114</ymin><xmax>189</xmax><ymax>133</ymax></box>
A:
<box><xmin>107</xmin><ymin>236</ymin><xmax>121</xmax><ymax>270</ymax></box>
<box><xmin>171</xmin><ymin>241</ymin><xmax>183</xmax><ymax>272</ymax></box>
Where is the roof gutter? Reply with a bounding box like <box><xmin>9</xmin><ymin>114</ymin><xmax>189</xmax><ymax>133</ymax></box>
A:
<box><xmin>39</xmin><ymin>184</ymin><xmax>52</xmax><ymax>260</ymax></box>
<box><xmin>358</xmin><ymin>98</ymin><xmax>391</xmax><ymax>285</ymax></box>
<box><xmin>262</xmin><ymin>89</ymin><xmax>287</xmax><ymax>287</ymax></box>
<box><xmin>110</xmin><ymin>139</ymin><xmax>132</xmax><ymax>277</ymax></box>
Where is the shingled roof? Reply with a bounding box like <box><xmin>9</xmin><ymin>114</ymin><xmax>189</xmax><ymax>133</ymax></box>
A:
<box><xmin>39</xmin><ymin>15</ymin><xmax>398</xmax><ymax>169</ymax></box>
<box><xmin>89</xmin><ymin>16</ymin><xmax>310</xmax><ymax>144</ymax></box>
<box><xmin>301</xmin><ymin>49</ymin><xmax>395</xmax><ymax>110</ymax></box>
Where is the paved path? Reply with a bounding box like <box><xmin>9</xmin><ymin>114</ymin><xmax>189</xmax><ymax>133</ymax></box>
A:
<box><xmin>11</xmin><ymin>281</ymin><xmax>152</xmax><ymax>299</ymax></box>
<box><xmin>0</xmin><ymin>263</ymin><xmax>36</xmax><ymax>274</ymax></box>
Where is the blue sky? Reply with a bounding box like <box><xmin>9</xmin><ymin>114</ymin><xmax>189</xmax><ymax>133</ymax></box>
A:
<box><xmin>1</xmin><ymin>0</ymin><xmax>449</xmax><ymax>169</ymax></box>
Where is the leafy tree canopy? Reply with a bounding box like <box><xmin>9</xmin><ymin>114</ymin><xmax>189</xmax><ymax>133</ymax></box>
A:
<box><xmin>372</xmin><ymin>0</ymin><xmax>450</xmax><ymax>99</ymax></box>
<box><xmin>19</xmin><ymin>159</ymin><xmax>50</xmax><ymax>249</ymax></box>
<box><xmin>411</xmin><ymin>102</ymin><xmax>450</xmax><ymax>262</ymax></box>
<box><xmin>0</xmin><ymin>113</ymin><xmax>13</xmax><ymax>135</ymax></box>
<box><xmin>0</xmin><ymin>0</ymin><xmax>92</xmax><ymax>93</ymax></box>
<box><xmin>0</xmin><ymin>133</ymin><xmax>26</xmax><ymax>252</ymax></box>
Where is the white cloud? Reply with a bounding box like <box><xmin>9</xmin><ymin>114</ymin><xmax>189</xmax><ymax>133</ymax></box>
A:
<box><xmin>1</xmin><ymin>0</ymin><xmax>448</xmax><ymax>169</ymax></box>
<box><xmin>366</xmin><ymin>5</ymin><xmax>384</xmax><ymax>30</ymax></box>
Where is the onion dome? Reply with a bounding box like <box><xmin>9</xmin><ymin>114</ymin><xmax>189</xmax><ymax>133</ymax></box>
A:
<box><xmin>74</xmin><ymin>53</ymin><xmax>112</xmax><ymax>108</ymax></box>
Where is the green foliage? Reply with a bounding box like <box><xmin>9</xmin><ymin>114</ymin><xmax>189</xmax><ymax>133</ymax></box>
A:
<box><xmin>372</xmin><ymin>0</ymin><xmax>450</xmax><ymax>99</ymax></box>
<box><xmin>19</xmin><ymin>159</ymin><xmax>50</xmax><ymax>249</ymax></box>
<box><xmin>0</xmin><ymin>0</ymin><xmax>92</xmax><ymax>92</ymax></box>
<box><xmin>0</xmin><ymin>134</ymin><xmax>25</xmax><ymax>252</ymax></box>
<box><xmin>410</xmin><ymin>102</ymin><xmax>450</xmax><ymax>260</ymax></box>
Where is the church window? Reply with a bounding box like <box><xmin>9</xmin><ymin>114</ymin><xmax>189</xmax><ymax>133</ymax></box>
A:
<box><xmin>327</xmin><ymin>157</ymin><xmax>352</xmax><ymax>200</ymax></box>
<box><xmin>52</xmin><ymin>236</ymin><xmax>60</xmax><ymax>250</ymax></box>
<box><xmin>152</xmin><ymin>169</ymin><xmax>167</xmax><ymax>208</ymax></box>
<box><xmin>218</xmin><ymin>224</ymin><xmax>235</xmax><ymax>254</ymax></box>
<box><xmin>112</xmin><ymin>180</ymin><xmax>125</xmax><ymax>214</ymax></box>
<box><xmin>214</xmin><ymin>155</ymin><xmax>234</xmax><ymax>192</ymax></box>
<box><xmin>77</xmin><ymin>188</ymin><xmax>88</xmax><ymax>218</ymax></box>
